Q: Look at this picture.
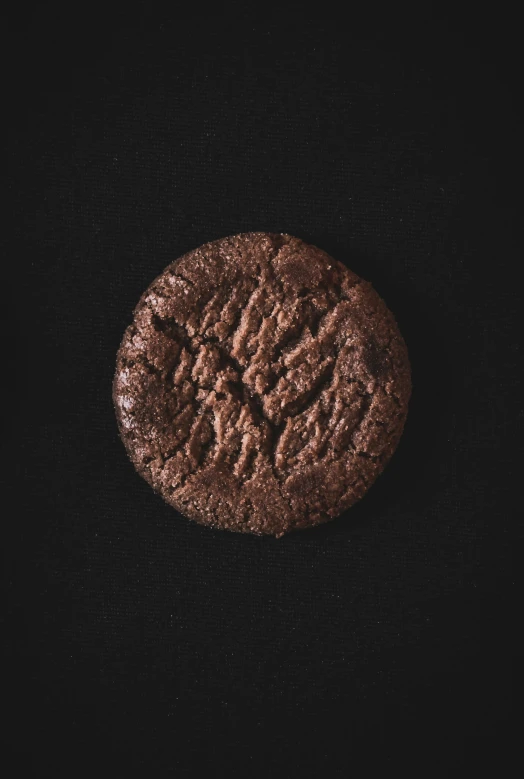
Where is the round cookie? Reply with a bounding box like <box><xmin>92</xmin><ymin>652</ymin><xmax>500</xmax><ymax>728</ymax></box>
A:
<box><xmin>113</xmin><ymin>233</ymin><xmax>411</xmax><ymax>537</ymax></box>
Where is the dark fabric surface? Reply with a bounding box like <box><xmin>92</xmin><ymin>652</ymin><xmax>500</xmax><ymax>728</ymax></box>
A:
<box><xmin>5</xmin><ymin>11</ymin><xmax>520</xmax><ymax>775</ymax></box>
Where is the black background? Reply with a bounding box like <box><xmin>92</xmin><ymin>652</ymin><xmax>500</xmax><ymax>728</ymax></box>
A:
<box><xmin>5</xmin><ymin>9</ymin><xmax>520</xmax><ymax>775</ymax></box>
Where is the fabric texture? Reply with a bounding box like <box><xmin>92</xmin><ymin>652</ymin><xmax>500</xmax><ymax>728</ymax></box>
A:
<box><xmin>5</xmin><ymin>11</ymin><xmax>519</xmax><ymax>775</ymax></box>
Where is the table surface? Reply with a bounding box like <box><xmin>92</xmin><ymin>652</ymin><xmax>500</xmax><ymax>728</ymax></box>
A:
<box><xmin>6</xmin><ymin>11</ymin><xmax>520</xmax><ymax>775</ymax></box>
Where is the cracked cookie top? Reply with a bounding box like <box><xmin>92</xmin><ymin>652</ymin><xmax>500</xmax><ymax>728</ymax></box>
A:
<box><xmin>113</xmin><ymin>233</ymin><xmax>411</xmax><ymax>537</ymax></box>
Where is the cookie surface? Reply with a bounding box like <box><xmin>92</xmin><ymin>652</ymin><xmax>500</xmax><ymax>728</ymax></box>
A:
<box><xmin>114</xmin><ymin>233</ymin><xmax>411</xmax><ymax>536</ymax></box>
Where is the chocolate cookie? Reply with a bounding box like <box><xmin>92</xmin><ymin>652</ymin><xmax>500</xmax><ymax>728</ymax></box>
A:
<box><xmin>113</xmin><ymin>233</ymin><xmax>411</xmax><ymax>537</ymax></box>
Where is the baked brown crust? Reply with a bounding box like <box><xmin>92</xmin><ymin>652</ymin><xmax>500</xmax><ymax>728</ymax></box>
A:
<box><xmin>113</xmin><ymin>233</ymin><xmax>411</xmax><ymax>536</ymax></box>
